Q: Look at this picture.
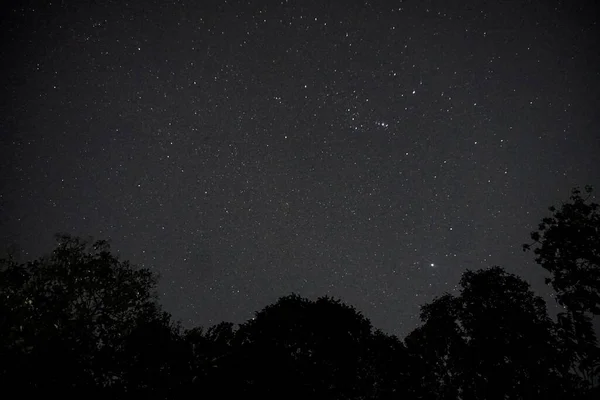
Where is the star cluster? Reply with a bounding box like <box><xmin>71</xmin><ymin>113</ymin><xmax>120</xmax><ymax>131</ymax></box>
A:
<box><xmin>1</xmin><ymin>0</ymin><xmax>599</xmax><ymax>337</ymax></box>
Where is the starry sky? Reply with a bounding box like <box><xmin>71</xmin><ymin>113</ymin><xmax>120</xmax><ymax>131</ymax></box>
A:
<box><xmin>1</xmin><ymin>0</ymin><xmax>599</xmax><ymax>338</ymax></box>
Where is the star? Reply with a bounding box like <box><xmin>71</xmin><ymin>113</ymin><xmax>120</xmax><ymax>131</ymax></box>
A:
<box><xmin>2</xmin><ymin>0</ymin><xmax>597</xmax><ymax>340</ymax></box>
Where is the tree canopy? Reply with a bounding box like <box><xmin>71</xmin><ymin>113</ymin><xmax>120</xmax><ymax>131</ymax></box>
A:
<box><xmin>2</xmin><ymin>186</ymin><xmax>600</xmax><ymax>398</ymax></box>
<box><xmin>0</xmin><ymin>234</ymin><xmax>173</xmax><ymax>396</ymax></box>
<box><xmin>405</xmin><ymin>266</ymin><xmax>581</xmax><ymax>400</ymax></box>
<box><xmin>524</xmin><ymin>185</ymin><xmax>600</xmax><ymax>315</ymax></box>
<box><xmin>524</xmin><ymin>185</ymin><xmax>600</xmax><ymax>388</ymax></box>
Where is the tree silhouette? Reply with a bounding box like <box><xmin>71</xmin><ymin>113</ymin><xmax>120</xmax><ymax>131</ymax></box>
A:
<box><xmin>181</xmin><ymin>321</ymin><xmax>238</xmax><ymax>396</ymax></box>
<box><xmin>4</xmin><ymin>218</ymin><xmax>599</xmax><ymax>398</ymax></box>
<box><xmin>367</xmin><ymin>328</ymin><xmax>417</xmax><ymax>399</ymax></box>
<box><xmin>0</xmin><ymin>234</ymin><xmax>170</xmax><ymax>396</ymax></box>
<box><xmin>523</xmin><ymin>185</ymin><xmax>600</xmax><ymax>386</ymax></box>
<box><xmin>404</xmin><ymin>293</ymin><xmax>466</xmax><ymax>400</ymax></box>
<box><xmin>523</xmin><ymin>185</ymin><xmax>600</xmax><ymax>315</ymax></box>
<box><xmin>405</xmin><ymin>267</ymin><xmax>582</xmax><ymax>400</ymax></box>
<box><xmin>115</xmin><ymin>313</ymin><xmax>188</xmax><ymax>399</ymax></box>
<box><xmin>206</xmin><ymin>294</ymin><xmax>415</xmax><ymax>399</ymax></box>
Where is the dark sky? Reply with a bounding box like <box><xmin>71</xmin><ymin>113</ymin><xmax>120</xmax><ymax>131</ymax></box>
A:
<box><xmin>1</xmin><ymin>0</ymin><xmax>599</xmax><ymax>338</ymax></box>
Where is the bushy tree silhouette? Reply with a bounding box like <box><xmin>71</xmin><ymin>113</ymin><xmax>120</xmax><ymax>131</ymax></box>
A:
<box><xmin>405</xmin><ymin>267</ymin><xmax>582</xmax><ymax>400</ymax></box>
<box><xmin>208</xmin><ymin>294</ymin><xmax>415</xmax><ymax>399</ymax></box>
<box><xmin>181</xmin><ymin>321</ymin><xmax>238</xmax><ymax>396</ymax></box>
<box><xmin>4</xmin><ymin>193</ymin><xmax>600</xmax><ymax>400</ymax></box>
<box><xmin>523</xmin><ymin>186</ymin><xmax>600</xmax><ymax>315</ymax></box>
<box><xmin>0</xmin><ymin>234</ymin><xmax>172</xmax><ymax>396</ymax></box>
<box><xmin>116</xmin><ymin>313</ymin><xmax>187</xmax><ymax>398</ymax></box>
<box><xmin>524</xmin><ymin>185</ymin><xmax>600</xmax><ymax>387</ymax></box>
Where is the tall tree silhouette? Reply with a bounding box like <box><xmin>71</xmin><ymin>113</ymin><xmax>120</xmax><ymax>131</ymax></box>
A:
<box><xmin>523</xmin><ymin>185</ymin><xmax>600</xmax><ymax>315</ymax></box>
<box><xmin>0</xmin><ymin>234</ymin><xmax>171</xmax><ymax>396</ymax></box>
<box><xmin>405</xmin><ymin>267</ymin><xmax>582</xmax><ymax>400</ymax></box>
<box><xmin>524</xmin><ymin>185</ymin><xmax>600</xmax><ymax>386</ymax></box>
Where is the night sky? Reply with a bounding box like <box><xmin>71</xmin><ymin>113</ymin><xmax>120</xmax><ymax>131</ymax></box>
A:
<box><xmin>1</xmin><ymin>0</ymin><xmax>599</xmax><ymax>338</ymax></box>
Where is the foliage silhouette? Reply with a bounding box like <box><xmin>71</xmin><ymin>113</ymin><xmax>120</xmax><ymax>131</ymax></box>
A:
<box><xmin>523</xmin><ymin>186</ymin><xmax>600</xmax><ymax>386</ymax></box>
<box><xmin>405</xmin><ymin>266</ymin><xmax>583</xmax><ymax>400</ymax></box>
<box><xmin>195</xmin><ymin>294</ymin><xmax>415</xmax><ymax>399</ymax></box>
<box><xmin>0</xmin><ymin>234</ymin><xmax>172</xmax><ymax>397</ymax></box>
<box><xmin>115</xmin><ymin>313</ymin><xmax>187</xmax><ymax>398</ymax></box>
<box><xmin>523</xmin><ymin>185</ymin><xmax>600</xmax><ymax>315</ymax></box>
<box><xmin>181</xmin><ymin>321</ymin><xmax>238</xmax><ymax>396</ymax></box>
<box><xmin>2</xmin><ymin>201</ymin><xmax>600</xmax><ymax>399</ymax></box>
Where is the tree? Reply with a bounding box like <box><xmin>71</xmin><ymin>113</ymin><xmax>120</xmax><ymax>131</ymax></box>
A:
<box><xmin>204</xmin><ymin>294</ymin><xmax>415</xmax><ymax>399</ymax></box>
<box><xmin>405</xmin><ymin>267</ymin><xmax>582</xmax><ymax>400</ymax></box>
<box><xmin>0</xmin><ymin>234</ymin><xmax>170</xmax><ymax>396</ymax></box>
<box><xmin>523</xmin><ymin>185</ymin><xmax>600</xmax><ymax>386</ymax></box>
<box><xmin>367</xmin><ymin>328</ymin><xmax>417</xmax><ymax>400</ymax></box>
<box><xmin>404</xmin><ymin>294</ymin><xmax>466</xmax><ymax>400</ymax></box>
<box><xmin>236</xmin><ymin>294</ymin><xmax>373</xmax><ymax>398</ymax></box>
<box><xmin>523</xmin><ymin>185</ymin><xmax>600</xmax><ymax>315</ymax></box>
<box><xmin>181</xmin><ymin>321</ymin><xmax>238</xmax><ymax>396</ymax></box>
